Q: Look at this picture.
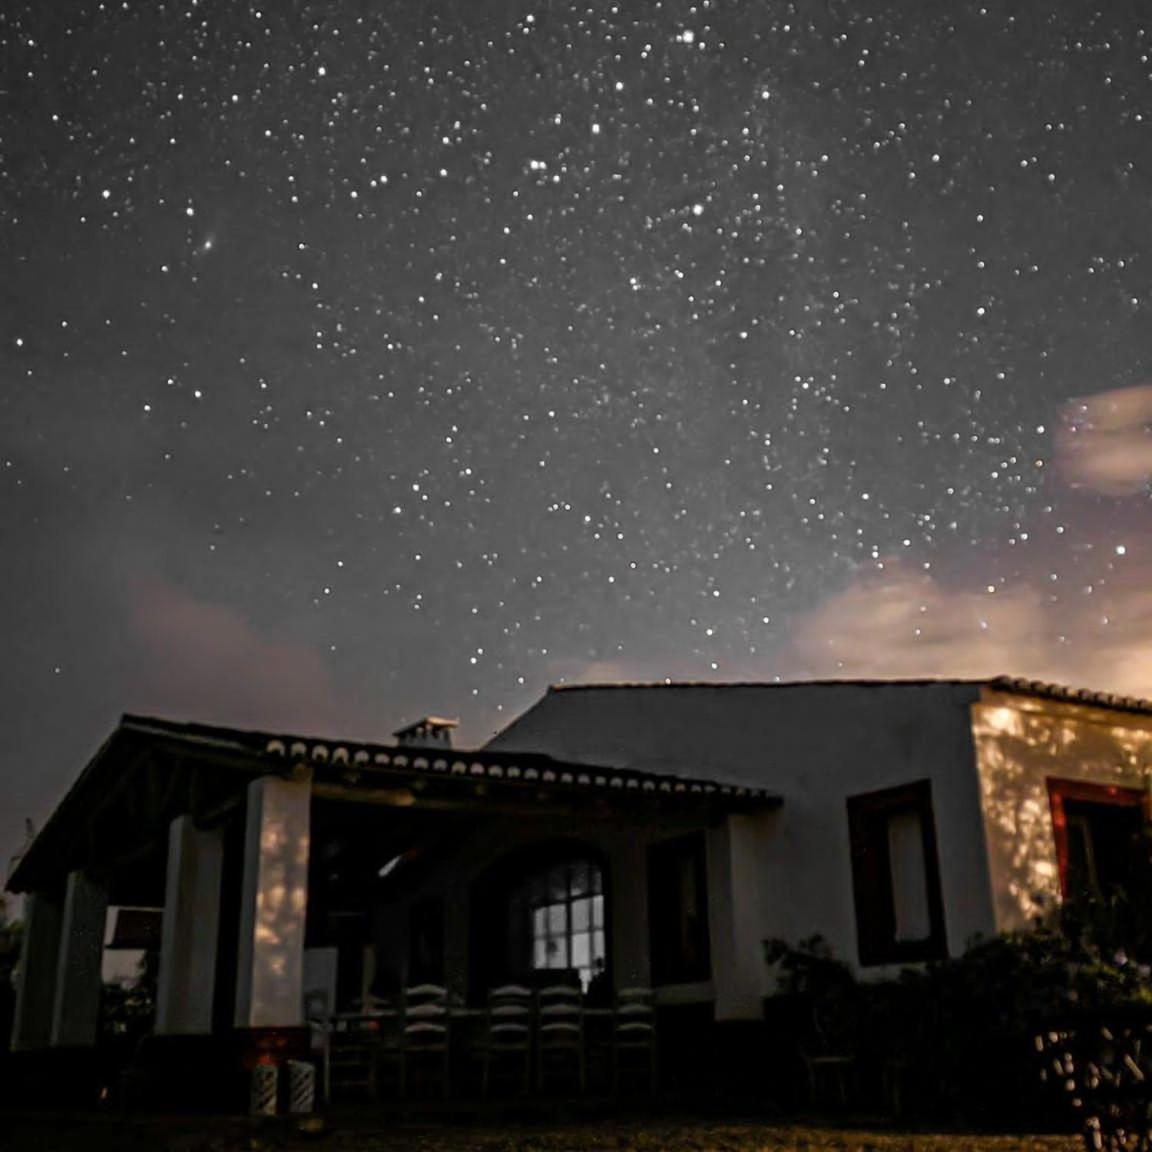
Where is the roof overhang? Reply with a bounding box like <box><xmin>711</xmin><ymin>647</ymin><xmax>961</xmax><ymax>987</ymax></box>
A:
<box><xmin>272</xmin><ymin>734</ymin><xmax>780</xmax><ymax>814</ymax></box>
<box><xmin>7</xmin><ymin>715</ymin><xmax>781</xmax><ymax>895</ymax></box>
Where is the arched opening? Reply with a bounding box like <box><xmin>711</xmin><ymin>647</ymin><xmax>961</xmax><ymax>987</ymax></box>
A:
<box><xmin>470</xmin><ymin>841</ymin><xmax>609</xmax><ymax>1002</ymax></box>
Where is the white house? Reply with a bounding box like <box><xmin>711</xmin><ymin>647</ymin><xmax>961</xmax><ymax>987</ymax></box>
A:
<box><xmin>488</xmin><ymin>677</ymin><xmax>1152</xmax><ymax>987</ymax></box>
<box><xmin>6</xmin><ymin>676</ymin><xmax>1152</xmax><ymax>1101</ymax></box>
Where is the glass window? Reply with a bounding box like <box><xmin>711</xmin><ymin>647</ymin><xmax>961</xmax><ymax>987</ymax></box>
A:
<box><xmin>648</xmin><ymin>833</ymin><xmax>711</xmax><ymax>985</ymax></box>
<box><xmin>887</xmin><ymin>808</ymin><xmax>931</xmax><ymax>943</ymax></box>
<box><xmin>519</xmin><ymin>856</ymin><xmax>607</xmax><ymax>989</ymax></box>
<box><xmin>1049</xmin><ymin>779</ymin><xmax>1146</xmax><ymax>900</ymax></box>
<box><xmin>847</xmin><ymin>781</ymin><xmax>947</xmax><ymax>966</ymax></box>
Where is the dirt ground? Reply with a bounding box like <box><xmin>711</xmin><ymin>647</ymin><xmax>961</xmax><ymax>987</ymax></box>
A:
<box><xmin>0</xmin><ymin>1113</ymin><xmax>1083</xmax><ymax>1152</ymax></box>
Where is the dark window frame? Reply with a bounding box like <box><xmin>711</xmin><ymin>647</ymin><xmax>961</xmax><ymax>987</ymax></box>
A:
<box><xmin>648</xmin><ymin>832</ymin><xmax>711</xmax><ymax>986</ymax></box>
<box><xmin>1048</xmin><ymin>778</ymin><xmax>1146</xmax><ymax>899</ymax></box>
<box><xmin>847</xmin><ymin>780</ymin><xmax>947</xmax><ymax>967</ymax></box>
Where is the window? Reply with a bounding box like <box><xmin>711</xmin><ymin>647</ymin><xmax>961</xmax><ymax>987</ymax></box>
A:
<box><xmin>1048</xmin><ymin>779</ymin><xmax>1146</xmax><ymax>901</ymax></box>
<box><xmin>509</xmin><ymin>857</ymin><xmax>606</xmax><ymax>990</ymax></box>
<box><xmin>648</xmin><ymin>833</ymin><xmax>711</xmax><ymax>985</ymax></box>
<box><xmin>847</xmin><ymin>781</ymin><xmax>947</xmax><ymax>966</ymax></box>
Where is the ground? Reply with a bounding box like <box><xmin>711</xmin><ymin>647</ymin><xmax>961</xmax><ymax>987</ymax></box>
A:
<box><xmin>0</xmin><ymin>1114</ymin><xmax>1082</xmax><ymax>1152</ymax></box>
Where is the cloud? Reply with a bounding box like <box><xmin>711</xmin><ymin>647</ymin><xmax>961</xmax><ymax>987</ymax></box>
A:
<box><xmin>789</xmin><ymin>383</ymin><xmax>1152</xmax><ymax>697</ymax></box>
<box><xmin>122</xmin><ymin>575</ymin><xmax>371</xmax><ymax>737</ymax></box>
<box><xmin>1058</xmin><ymin>384</ymin><xmax>1152</xmax><ymax>496</ymax></box>
<box><xmin>791</xmin><ymin>562</ymin><xmax>1152</xmax><ymax>698</ymax></box>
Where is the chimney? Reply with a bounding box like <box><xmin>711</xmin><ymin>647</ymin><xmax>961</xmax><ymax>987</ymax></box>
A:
<box><xmin>393</xmin><ymin>716</ymin><xmax>458</xmax><ymax>750</ymax></box>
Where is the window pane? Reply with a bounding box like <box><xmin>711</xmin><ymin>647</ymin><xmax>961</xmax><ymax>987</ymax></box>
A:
<box><xmin>592</xmin><ymin>894</ymin><xmax>604</xmax><ymax>928</ymax></box>
<box><xmin>572</xmin><ymin>898</ymin><xmax>591</xmax><ymax>932</ymax></box>
<box><xmin>572</xmin><ymin>932</ymin><xmax>590</xmax><ymax>970</ymax></box>
<box><xmin>533</xmin><ymin>906</ymin><xmax>548</xmax><ymax>938</ymax></box>
<box><xmin>534</xmin><ymin>938</ymin><xmax>548</xmax><ymax>967</ymax></box>
<box><xmin>547</xmin><ymin>903</ymin><xmax>567</xmax><ymax>935</ymax></box>
<box><xmin>1064</xmin><ymin>798</ymin><xmax>1144</xmax><ymax>897</ymax></box>
<box><xmin>888</xmin><ymin>809</ymin><xmax>930</xmax><ymax>943</ymax></box>
<box><xmin>570</xmin><ymin>861</ymin><xmax>590</xmax><ymax>897</ymax></box>
<box><xmin>592</xmin><ymin>929</ymin><xmax>605</xmax><ymax>963</ymax></box>
<box><xmin>551</xmin><ymin>938</ymin><xmax>568</xmax><ymax>968</ymax></box>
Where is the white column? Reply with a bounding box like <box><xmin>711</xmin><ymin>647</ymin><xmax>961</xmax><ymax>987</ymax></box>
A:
<box><xmin>10</xmin><ymin>890</ymin><xmax>63</xmax><ymax>1051</ymax></box>
<box><xmin>155</xmin><ymin>816</ymin><xmax>223</xmax><ymax>1034</ymax></box>
<box><xmin>234</xmin><ymin>772</ymin><xmax>311</xmax><ymax>1029</ymax></box>
<box><xmin>710</xmin><ymin>814</ymin><xmax>769</xmax><ymax>1020</ymax></box>
<box><xmin>610</xmin><ymin>838</ymin><xmax>651</xmax><ymax>988</ymax></box>
<box><xmin>50</xmin><ymin>870</ymin><xmax>109</xmax><ymax>1047</ymax></box>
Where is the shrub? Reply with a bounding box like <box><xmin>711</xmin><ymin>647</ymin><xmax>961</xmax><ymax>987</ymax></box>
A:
<box><xmin>764</xmin><ymin>913</ymin><xmax>1152</xmax><ymax>1127</ymax></box>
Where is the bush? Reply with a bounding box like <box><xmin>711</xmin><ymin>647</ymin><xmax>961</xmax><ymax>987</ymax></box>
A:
<box><xmin>764</xmin><ymin>913</ymin><xmax>1152</xmax><ymax>1127</ymax></box>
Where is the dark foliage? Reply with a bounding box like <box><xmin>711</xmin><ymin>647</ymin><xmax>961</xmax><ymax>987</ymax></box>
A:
<box><xmin>764</xmin><ymin>907</ymin><xmax>1152</xmax><ymax>1128</ymax></box>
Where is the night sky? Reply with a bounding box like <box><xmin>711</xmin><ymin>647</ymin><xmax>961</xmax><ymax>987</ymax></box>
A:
<box><xmin>2</xmin><ymin>1</ymin><xmax>1151</xmax><ymax>878</ymax></box>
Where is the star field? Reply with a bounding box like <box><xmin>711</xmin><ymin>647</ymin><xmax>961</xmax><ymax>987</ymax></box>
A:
<box><xmin>2</xmin><ymin>1</ymin><xmax>1151</xmax><ymax>867</ymax></box>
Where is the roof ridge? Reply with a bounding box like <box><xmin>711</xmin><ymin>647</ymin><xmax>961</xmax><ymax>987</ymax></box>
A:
<box><xmin>546</xmin><ymin>676</ymin><xmax>1152</xmax><ymax>716</ymax></box>
<box><xmin>549</xmin><ymin>677</ymin><xmax>989</xmax><ymax>691</ymax></box>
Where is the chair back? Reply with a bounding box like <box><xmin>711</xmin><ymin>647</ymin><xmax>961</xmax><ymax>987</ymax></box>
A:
<box><xmin>486</xmin><ymin>984</ymin><xmax>533</xmax><ymax>1046</ymax></box>
<box><xmin>537</xmin><ymin>983</ymin><xmax>583</xmax><ymax>1049</ymax></box>
<box><xmin>403</xmin><ymin>983</ymin><xmax>449</xmax><ymax>1049</ymax></box>
<box><xmin>614</xmin><ymin>986</ymin><xmax>656</xmax><ymax>1045</ymax></box>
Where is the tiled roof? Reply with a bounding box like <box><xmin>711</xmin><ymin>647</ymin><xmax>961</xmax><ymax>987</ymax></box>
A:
<box><xmin>112</xmin><ymin>715</ymin><xmax>780</xmax><ymax>803</ymax></box>
<box><xmin>262</xmin><ymin>735</ymin><xmax>779</xmax><ymax>804</ymax></box>
<box><xmin>985</xmin><ymin>676</ymin><xmax>1152</xmax><ymax>717</ymax></box>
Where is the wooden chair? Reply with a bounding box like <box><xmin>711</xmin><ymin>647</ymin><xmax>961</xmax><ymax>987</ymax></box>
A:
<box><xmin>398</xmin><ymin>983</ymin><xmax>451</xmax><ymax>1098</ymax></box>
<box><xmin>326</xmin><ymin>1015</ymin><xmax>381</xmax><ymax>1101</ymax></box>
<box><xmin>478</xmin><ymin>984</ymin><xmax>533</xmax><ymax>1097</ymax></box>
<box><xmin>612</xmin><ymin>986</ymin><xmax>657</xmax><ymax>1094</ymax></box>
<box><xmin>536</xmin><ymin>984</ymin><xmax>586</xmax><ymax>1093</ymax></box>
<box><xmin>801</xmin><ymin>994</ymin><xmax>857</xmax><ymax>1109</ymax></box>
<box><xmin>304</xmin><ymin>990</ymin><xmax>334</xmax><ymax>1103</ymax></box>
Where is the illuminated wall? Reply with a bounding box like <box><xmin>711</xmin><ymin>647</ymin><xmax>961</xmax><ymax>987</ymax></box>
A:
<box><xmin>971</xmin><ymin>688</ymin><xmax>1152</xmax><ymax>933</ymax></box>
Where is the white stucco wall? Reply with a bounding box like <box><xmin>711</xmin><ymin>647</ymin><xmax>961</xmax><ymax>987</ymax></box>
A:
<box><xmin>486</xmin><ymin>682</ymin><xmax>999</xmax><ymax>980</ymax></box>
<box><xmin>971</xmin><ymin>687</ymin><xmax>1152</xmax><ymax>933</ymax></box>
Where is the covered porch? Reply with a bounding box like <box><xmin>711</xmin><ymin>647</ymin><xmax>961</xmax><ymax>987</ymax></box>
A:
<box><xmin>5</xmin><ymin>715</ymin><xmax>779</xmax><ymax>1110</ymax></box>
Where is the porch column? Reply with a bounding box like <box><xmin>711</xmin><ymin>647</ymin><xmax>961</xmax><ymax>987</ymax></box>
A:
<box><xmin>610</xmin><ymin>838</ymin><xmax>651</xmax><ymax>987</ymax></box>
<box><xmin>709</xmin><ymin>815</ymin><xmax>767</xmax><ymax>1020</ymax></box>
<box><xmin>156</xmin><ymin>815</ymin><xmax>223</xmax><ymax>1034</ymax></box>
<box><xmin>50</xmin><ymin>870</ymin><xmax>109</xmax><ymax>1047</ymax></box>
<box><xmin>234</xmin><ymin>771</ymin><xmax>311</xmax><ymax>1029</ymax></box>
<box><xmin>10</xmin><ymin>890</ymin><xmax>63</xmax><ymax>1051</ymax></box>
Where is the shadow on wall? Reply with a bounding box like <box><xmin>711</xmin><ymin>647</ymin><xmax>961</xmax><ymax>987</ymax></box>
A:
<box><xmin>972</xmin><ymin>697</ymin><xmax>1152</xmax><ymax>932</ymax></box>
